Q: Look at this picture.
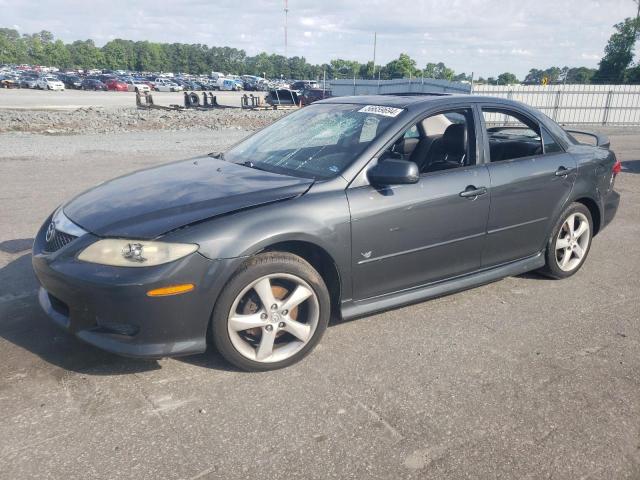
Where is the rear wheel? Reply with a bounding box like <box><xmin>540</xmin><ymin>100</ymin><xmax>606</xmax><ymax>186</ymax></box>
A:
<box><xmin>539</xmin><ymin>202</ymin><xmax>593</xmax><ymax>279</ymax></box>
<box><xmin>211</xmin><ymin>252</ymin><xmax>330</xmax><ymax>371</ymax></box>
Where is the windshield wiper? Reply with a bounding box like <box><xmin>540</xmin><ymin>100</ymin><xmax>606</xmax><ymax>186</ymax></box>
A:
<box><xmin>239</xmin><ymin>160</ymin><xmax>271</xmax><ymax>172</ymax></box>
<box><xmin>208</xmin><ymin>151</ymin><xmax>225</xmax><ymax>160</ymax></box>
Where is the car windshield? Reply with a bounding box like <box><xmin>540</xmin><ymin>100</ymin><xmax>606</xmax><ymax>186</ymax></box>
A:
<box><xmin>224</xmin><ymin>103</ymin><xmax>402</xmax><ymax>179</ymax></box>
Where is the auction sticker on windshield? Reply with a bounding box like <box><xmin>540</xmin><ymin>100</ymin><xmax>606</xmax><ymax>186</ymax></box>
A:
<box><xmin>358</xmin><ymin>105</ymin><xmax>404</xmax><ymax>117</ymax></box>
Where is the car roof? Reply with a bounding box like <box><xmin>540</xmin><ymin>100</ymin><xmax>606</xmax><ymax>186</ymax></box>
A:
<box><xmin>318</xmin><ymin>93</ymin><xmax>526</xmax><ymax>110</ymax></box>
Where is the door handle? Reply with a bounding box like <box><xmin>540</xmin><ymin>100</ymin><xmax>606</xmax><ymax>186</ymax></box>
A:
<box><xmin>554</xmin><ymin>166</ymin><xmax>574</xmax><ymax>177</ymax></box>
<box><xmin>459</xmin><ymin>185</ymin><xmax>488</xmax><ymax>198</ymax></box>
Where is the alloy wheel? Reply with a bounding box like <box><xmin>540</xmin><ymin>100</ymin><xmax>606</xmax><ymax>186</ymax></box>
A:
<box><xmin>227</xmin><ymin>273</ymin><xmax>319</xmax><ymax>363</ymax></box>
<box><xmin>555</xmin><ymin>212</ymin><xmax>590</xmax><ymax>272</ymax></box>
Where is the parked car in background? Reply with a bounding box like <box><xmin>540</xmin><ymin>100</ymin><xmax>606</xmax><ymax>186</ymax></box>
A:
<box><xmin>81</xmin><ymin>79</ymin><xmax>107</xmax><ymax>91</ymax></box>
<box><xmin>123</xmin><ymin>78</ymin><xmax>150</xmax><ymax>93</ymax></box>
<box><xmin>1</xmin><ymin>74</ymin><xmax>20</xmax><ymax>88</ymax></box>
<box><xmin>290</xmin><ymin>80</ymin><xmax>319</xmax><ymax>93</ymax></box>
<box><xmin>216</xmin><ymin>78</ymin><xmax>239</xmax><ymax>91</ymax></box>
<box><xmin>153</xmin><ymin>78</ymin><xmax>183</xmax><ymax>92</ymax></box>
<box><xmin>36</xmin><ymin>76</ymin><xmax>65</xmax><ymax>90</ymax></box>
<box><xmin>59</xmin><ymin>74</ymin><xmax>82</xmax><ymax>89</ymax></box>
<box><xmin>133</xmin><ymin>77</ymin><xmax>155</xmax><ymax>89</ymax></box>
<box><xmin>300</xmin><ymin>87</ymin><xmax>332</xmax><ymax>106</ymax></box>
<box><xmin>19</xmin><ymin>75</ymin><xmax>39</xmax><ymax>89</ymax></box>
<box><xmin>104</xmin><ymin>78</ymin><xmax>128</xmax><ymax>92</ymax></box>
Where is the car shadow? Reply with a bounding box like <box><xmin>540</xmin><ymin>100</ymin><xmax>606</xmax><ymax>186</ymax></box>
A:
<box><xmin>0</xmin><ymin>250</ymin><xmax>236</xmax><ymax>375</ymax></box>
<box><xmin>621</xmin><ymin>159</ymin><xmax>640</xmax><ymax>174</ymax></box>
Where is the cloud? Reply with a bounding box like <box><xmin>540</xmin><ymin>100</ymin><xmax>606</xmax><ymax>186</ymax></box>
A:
<box><xmin>1</xmin><ymin>0</ymin><xmax>634</xmax><ymax>77</ymax></box>
<box><xmin>581</xmin><ymin>52</ymin><xmax>602</xmax><ymax>60</ymax></box>
<box><xmin>510</xmin><ymin>48</ymin><xmax>533</xmax><ymax>57</ymax></box>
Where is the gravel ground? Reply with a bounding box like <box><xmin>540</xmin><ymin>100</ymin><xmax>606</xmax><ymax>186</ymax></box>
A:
<box><xmin>0</xmin><ymin>89</ymin><xmax>288</xmax><ymax>135</ymax></box>
<box><xmin>0</xmin><ymin>126</ymin><xmax>638</xmax><ymax>479</ymax></box>
<box><xmin>0</xmin><ymin>107</ymin><xmax>288</xmax><ymax>135</ymax></box>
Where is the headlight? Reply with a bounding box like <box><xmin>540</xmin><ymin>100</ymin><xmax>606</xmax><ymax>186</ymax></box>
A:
<box><xmin>78</xmin><ymin>239</ymin><xmax>198</xmax><ymax>267</ymax></box>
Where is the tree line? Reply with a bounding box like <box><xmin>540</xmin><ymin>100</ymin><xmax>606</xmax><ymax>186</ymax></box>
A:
<box><xmin>1</xmin><ymin>16</ymin><xmax>640</xmax><ymax>84</ymax></box>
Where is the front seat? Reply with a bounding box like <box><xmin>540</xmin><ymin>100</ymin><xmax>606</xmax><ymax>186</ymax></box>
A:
<box><xmin>422</xmin><ymin>123</ymin><xmax>468</xmax><ymax>172</ymax></box>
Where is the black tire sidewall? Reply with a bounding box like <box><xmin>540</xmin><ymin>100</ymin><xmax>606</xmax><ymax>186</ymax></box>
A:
<box><xmin>211</xmin><ymin>252</ymin><xmax>331</xmax><ymax>371</ymax></box>
<box><xmin>542</xmin><ymin>202</ymin><xmax>593</xmax><ymax>279</ymax></box>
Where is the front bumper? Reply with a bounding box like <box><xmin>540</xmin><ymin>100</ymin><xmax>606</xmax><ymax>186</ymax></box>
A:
<box><xmin>32</xmin><ymin>219</ymin><xmax>240</xmax><ymax>358</ymax></box>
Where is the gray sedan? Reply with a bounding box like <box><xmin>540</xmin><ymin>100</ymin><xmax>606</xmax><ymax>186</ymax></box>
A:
<box><xmin>32</xmin><ymin>94</ymin><xmax>621</xmax><ymax>371</ymax></box>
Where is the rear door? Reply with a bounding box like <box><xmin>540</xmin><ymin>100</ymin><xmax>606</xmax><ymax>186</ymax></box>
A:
<box><xmin>478</xmin><ymin>105</ymin><xmax>577</xmax><ymax>267</ymax></box>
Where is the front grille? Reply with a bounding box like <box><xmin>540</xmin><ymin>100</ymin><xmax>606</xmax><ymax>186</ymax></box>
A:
<box><xmin>44</xmin><ymin>229</ymin><xmax>77</xmax><ymax>252</ymax></box>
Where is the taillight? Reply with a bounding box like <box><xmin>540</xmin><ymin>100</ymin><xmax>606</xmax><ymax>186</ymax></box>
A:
<box><xmin>612</xmin><ymin>159</ymin><xmax>622</xmax><ymax>176</ymax></box>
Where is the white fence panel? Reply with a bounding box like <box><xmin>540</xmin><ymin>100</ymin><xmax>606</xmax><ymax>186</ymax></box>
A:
<box><xmin>330</xmin><ymin>78</ymin><xmax>471</xmax><ymax>96</ymax></box>
<box><xmin>473</xmin><ymin>84</ymin><xmax>640</xmax><ymax>126</ymax></box>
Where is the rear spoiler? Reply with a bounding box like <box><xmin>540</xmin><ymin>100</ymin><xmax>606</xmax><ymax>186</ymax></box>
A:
<box><xmin>564</xmin><ymin>129</ymin><xmax>610</xmax><ymax>149</ymax></box>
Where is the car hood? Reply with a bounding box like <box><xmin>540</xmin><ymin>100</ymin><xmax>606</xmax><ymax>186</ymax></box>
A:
<box><xmin>63</xmin><ymin>157</ymin><xmax>313</xmax><ymax>239</ymax></box>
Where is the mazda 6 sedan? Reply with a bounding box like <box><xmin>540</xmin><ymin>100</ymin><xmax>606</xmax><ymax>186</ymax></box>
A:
<box><xmin>32</xmin><ymin>94</ymin><xmax>621</xmax><ymax>371</ymax></box>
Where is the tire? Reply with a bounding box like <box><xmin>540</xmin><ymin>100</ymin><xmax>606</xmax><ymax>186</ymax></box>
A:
<box><xmin>539</xmin><ymin>202</ymin><xmax>593</xmax><ymax>279</ymax></box>
<box><xmin>135</xmin><ymin>87</ymin><xmax>139</xmax><ymax>93</ymax></box>
<box><xmin>210</xmin><ymin>252</ymin><xmax>330</xmax><ymax>371</ymax></box>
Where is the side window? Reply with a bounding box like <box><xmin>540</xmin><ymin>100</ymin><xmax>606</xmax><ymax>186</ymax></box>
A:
<box><xmin>541</xmin><ymin>127</ymin><xmax>563</xmax><ymax>154</ymax></box>
<box><xmin>482</xmin><ymin>108</ymin><xmax>542</xmax><ymax>162</ymax></box>
<box><xmin>379</xmin><ymin>108</ymin><xmax>476</xmax><ymax>174</ymax></box>
<box><xmin>403</xmin><ymin>125</ymin><xmax>420</xmax><ymax>139</ymax></box>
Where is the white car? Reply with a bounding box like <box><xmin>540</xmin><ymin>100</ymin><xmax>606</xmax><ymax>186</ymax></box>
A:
<box><xmin>36</xmin><ymin>76</ymin><xmax>65</xmax><ymax>91</ymax></box>
<box><xmin>153</xmin><ymin>79</ymin><xmax>183</xmax><ymax>92</ymax></box>
<box><xmin>124</xmin><ymin>79</ymin><xmax>150</xmax><ymax>93</ymax></box>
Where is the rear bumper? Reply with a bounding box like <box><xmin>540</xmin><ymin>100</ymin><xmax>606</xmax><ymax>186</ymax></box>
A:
<box><xmin>601</xmin><ymin>188</ymin><xmax>620</xmax><ymax>231</ymax></box>
<box><xmin>32</xmin><ymin>224</ymin><xmax>239</xmax><ymax>359</ymax></box>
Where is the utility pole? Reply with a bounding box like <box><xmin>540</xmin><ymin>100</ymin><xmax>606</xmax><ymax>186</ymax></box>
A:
<box><xmin>284</xmin><ymin>0</ymin><xmax>289</xmax><ymax>58</ymax></box>
<box><xmin>372</xmin><ymin>32</ymin><xmax>377</xmax><ymax>79</ymax></box>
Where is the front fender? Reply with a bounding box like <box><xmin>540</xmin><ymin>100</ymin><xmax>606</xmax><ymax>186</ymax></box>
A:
<box><xmin>164</xmin><ymin>189</ymin><xmax>353</xmax><ymax>299</ymax></box>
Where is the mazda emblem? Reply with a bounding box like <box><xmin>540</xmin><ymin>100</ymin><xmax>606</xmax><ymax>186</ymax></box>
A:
<box><xmin>45</xmin><ymin>222</ymin><xmax>56</xmax><ymax>242</ymax></box>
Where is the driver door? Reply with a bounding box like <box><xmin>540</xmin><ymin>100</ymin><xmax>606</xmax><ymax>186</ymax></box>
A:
<box><xmin>347</xmin><ymin>107</ymin><xmax>491</xmax><ymax>300</ymax></box>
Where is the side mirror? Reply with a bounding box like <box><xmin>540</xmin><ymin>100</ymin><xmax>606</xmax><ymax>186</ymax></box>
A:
<box><xmin>368</xmin><ymin>159</ymin><xmax>420</xmax><ymax>186</ymax></box>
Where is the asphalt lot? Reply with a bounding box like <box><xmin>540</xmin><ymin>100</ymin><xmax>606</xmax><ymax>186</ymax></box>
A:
<box><xmin>0</xmin><ymin>127</ymin><xmax>639</xmax><ymax>479</ymax></box>
<box><xmin>0</xmin><ymin>89</ymin><xmax>248</xmax><ymax>110</ymax></box>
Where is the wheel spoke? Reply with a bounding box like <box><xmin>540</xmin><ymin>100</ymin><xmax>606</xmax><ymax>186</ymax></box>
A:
<box><xmin>253</xmin><ymin>277</ymin><xmax>276</xmax><ymax>309</ymax></box>
<box><xmin>281</xmin><ymin>285</ymin><xmax>313</xmax><ymax>312</ymax></box>
<box><xmin>228</xmin><ymin>312</ymin><xmax>265</xmax><ymax>332</ymax></box>
<box><xmin>573</xmin><ymin>243</ymin><xmax>585</xmax><ymax>259</ymax></box>
<box><xmin>283</xmin><ymin>319</ymin><xmax>312</xmax><ymax>343</ymax></box>
<box><xmin>256</xmin><ymin>327</ymin><xmax>277</xmax><ymax>360</ymax></box>
<box><xmin>560</xmin><ymin>248</ymin><xmax>572</xmax><ymax>267</ymax></box>
<box><xmin>565</xmin><ymin>214</ymin><xmax>575</xmax><ymax>235</ymax></box>
<box><xmin>574</xmin><ymin>221</ymin><xmax>588</xmax><ymax>239</ymax></box>
<box><xmin>556</xmin><ymin>237</ymin><xmax>570</xmax><ymax>249</ymax></box>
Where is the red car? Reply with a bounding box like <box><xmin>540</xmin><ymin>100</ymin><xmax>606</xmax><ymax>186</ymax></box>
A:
<box><xmin>104</xmin><ymin>79</ymin><xmax>128</xmax><ymax>92</ymax></box>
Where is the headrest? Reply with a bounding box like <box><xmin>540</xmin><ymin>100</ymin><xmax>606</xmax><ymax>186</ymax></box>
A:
<box><xmin>395</xmin><ymin>137</ymin><xmax>419</xmax><ymax>155</ymax></box>
<box><xmin>442</xmin><ymin>123</ymin><xmax>467</xmax><ymax>156</ymax></box>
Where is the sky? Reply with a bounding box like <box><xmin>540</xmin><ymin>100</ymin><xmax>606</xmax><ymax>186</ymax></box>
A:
<box><xmin>2</xmin><ymin>0</ymin><xmax>638</xmax><ymax>78</ymax></box>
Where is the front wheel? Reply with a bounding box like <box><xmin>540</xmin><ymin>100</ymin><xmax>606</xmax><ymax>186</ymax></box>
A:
<box><xmin>539</xmin><ymin>202</ymin><xmax>593</xmax><ymax>279</ymax></box>
<box><xmin>211</xmin><ymin>252</ymin><xmax>330</xmax><ymax>371</ymax></box>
